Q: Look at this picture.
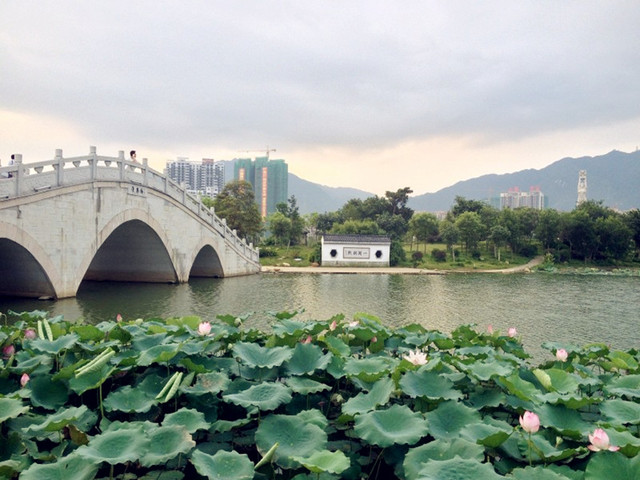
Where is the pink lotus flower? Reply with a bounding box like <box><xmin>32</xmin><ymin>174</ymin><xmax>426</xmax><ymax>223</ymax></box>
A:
<box><xmin>588</xmin><ymin>428</ymin><xmax>619</xmax><ymax>452</ymax></box>
<box><xmin>508</xmin><ymin>327</ymin><xmax>517</xmax><ymax>338</ymax></box>
<box><xmin>197</xmin><ymin>321</ymin><xmax>212</xmax><ymax>336</ymax></box>
<box><xmin>2</xmin><ymin>344</ymin><xmax>15</xmax><ymax>358</ymax></box>
<box><xmin>371</xmin><ymin>336</ymin><xmax>377</xmax><ymax>343</ymax></box>
<box><xmin>116</xmin><ymin>314</ymin><xmax>123</xmax><ymax>323</ymax></box>
<box><xmin>329</xmin><ymin>320</ymin><xmax>337</xmax><ymax>331</ymax></box>
<box><xmin>519</xmin><ymin>411</ymin><xmax>540</xmax><ymax>434</ymax></box>
<box><xmin>301</xmin><ymin>335</ymin><xmax>312</xmax><ymax>344</ymax></box>
<box><xmin>24</xmin><ymin>329</ymin><xmax>37</xmax><ymax>340</ymax></box>
<box><xmin>487</xmin><ymin>324</ymin><xmax>494</xmax><ymax>334</ymax></box>
<box><xmin>20</xmin><ymin>373</ymin><xmax>30</xmax><ymax>387</ymax></box>
<box><xmin>556</xmin><ymin>348</ymin><xmax>568</xmax><ymax>362</ymax></box>
<box><xmin>403</xmin><ymin>349</ymin><xmax>428</xmax><ymax>366</ymax></box>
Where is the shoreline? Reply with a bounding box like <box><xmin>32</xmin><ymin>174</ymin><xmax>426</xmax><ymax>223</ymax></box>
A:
<box><xmin>261</xmin><ymin>256</ymin><xmax>545</xmax><ymax>275</ymax></box>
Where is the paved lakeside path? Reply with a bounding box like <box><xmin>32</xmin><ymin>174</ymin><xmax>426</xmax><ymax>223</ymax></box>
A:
<box><xmin>261</xmin><ymin>255</ymin><xmax>545</xmax><ymax>275</ymax></box>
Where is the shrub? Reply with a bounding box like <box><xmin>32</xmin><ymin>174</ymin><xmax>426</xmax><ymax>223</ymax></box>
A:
<box><xmin>519</xmin><ymin>243</ymin><xmax>538</xmax><ymax>258</ymax></box>
<box><xmin>430</xmin><ymin>248</ymin><xmax>447</xmax><ymax>262</ymax></box>
<box><xmin>259</xmin><ymin>247</ymin><xmax>278</xmax><ymax>258</ymax></box>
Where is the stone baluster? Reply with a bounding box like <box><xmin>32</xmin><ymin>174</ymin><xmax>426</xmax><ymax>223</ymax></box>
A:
<box><xmin>90</xmin><ymin>146</ymin><xmax>97</xmax><ymax>180</ymax></box>
<box><xmin>55</xmin><ymin>149</ymin><xmax>64</xmax><ymax>187</ymax></box>
<box><xmin>143</xmin><ymin>158</ymin><xmax>149</xmax><ymax>186</ymax></box>
<box><xmin>118</xmin><ymin>151</ymin><xmax>125</xmax><ymax>180</ymax></box>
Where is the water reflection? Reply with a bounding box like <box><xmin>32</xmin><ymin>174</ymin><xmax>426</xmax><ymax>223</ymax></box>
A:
<box><xmin>1</xmin><ymin>273</ymin><xmax>638</xmax><ymax>361</ymax></box>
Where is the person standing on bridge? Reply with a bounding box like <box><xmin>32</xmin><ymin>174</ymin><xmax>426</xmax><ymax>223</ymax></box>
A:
<box><xmin>130</xmin><ymin>150</ymin><xmax>138</xmax><ymax>163</ymax></box>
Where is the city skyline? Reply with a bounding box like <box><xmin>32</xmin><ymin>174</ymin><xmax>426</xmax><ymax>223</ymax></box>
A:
<box><xmin>1</xmin><ymin>2</ymin><xmax>639</xmax><ymax>196</ymax></box>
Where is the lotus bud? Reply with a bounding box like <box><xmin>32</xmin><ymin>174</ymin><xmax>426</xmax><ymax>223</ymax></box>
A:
<box><xmin>588</xmin><ymin>428</ymin><xmax>619</xmax><ymax>452</ymax></box>
<box><xmin>24</xmin><ymin>329</ymin><xmax>37</xmax><ymax>340</ymax></box>
<box><xmin>519</xmin><ymin>411</ymin><xmax>540</xmax><ymax>434</ymax></box>
<box><xmin>508</xmin><ymin>327</ymin><xmax>517</xmax><ymax>338</ymax></box>
<box><xmin>198</xmin><ymin>321</ymin><xmax>212</xmax><ymax>336</ymax></box>
<box><xmin>20</xmin><ymin>373</ymin><xmax>30</xmax><ymax>387</ymax></box>
<box><xmin>2</xmin><ymin>344</ymin><xmax>15</xmax><ymax>358</ymax></box>
<box><xmin>555</xmin><ymin>348</ymin><xmax>568</xmax><ymax>362</ymax></box>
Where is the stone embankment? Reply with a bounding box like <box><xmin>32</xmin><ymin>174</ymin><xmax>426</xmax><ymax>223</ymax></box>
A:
<box><xmin>261</xmin><ymin>256</ymin><xmax>545</xmax><ymax>275</ymax></box>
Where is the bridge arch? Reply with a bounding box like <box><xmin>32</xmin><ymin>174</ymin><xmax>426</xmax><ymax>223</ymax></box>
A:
<box><xmin>0</xmin><ymin>222</ymin><xmax>59</xmax><ymax>298</ymax></box>
<box><xmin>189</xmin><ymin>240</ymin><xmax>224</xmax><ymax>278</ymax></box>
<box><xmin>80</xmin><ymin>209</ymin><xmax>178</xmax><ymax>286</ymax></box>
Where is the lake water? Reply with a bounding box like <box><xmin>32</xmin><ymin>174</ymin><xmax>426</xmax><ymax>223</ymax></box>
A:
<box><xmin>1</xmin><ymin>272</ymin><xmax>638</xmax><ymax>362</ymax></box>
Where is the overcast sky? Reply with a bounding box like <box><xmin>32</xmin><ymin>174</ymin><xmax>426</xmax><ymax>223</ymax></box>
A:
<box><xmin>1</xmin><ymin>2</ymin><xmax>639</xmax><ymax>195</ymax></box>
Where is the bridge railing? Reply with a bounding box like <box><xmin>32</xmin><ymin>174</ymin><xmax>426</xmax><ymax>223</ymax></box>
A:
<box><xmin>0</xmin><ymin>147</ymin><xmax>259</xmax><ymax>264</ymax></box>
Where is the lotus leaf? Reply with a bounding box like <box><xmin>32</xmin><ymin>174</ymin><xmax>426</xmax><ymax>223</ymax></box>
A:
<box><xmin>505</xmin><ymin>465</ymin><xmax>573</xmax><ymax>479</ymax></box>
<box><xmin>18</xmin><ymin>451</ymin><xmax>99</xmax><ymax>480</ymax></box>
<box><xmin>232</xmin><ymin>342</ymin><xmax>293</xmax><ymax>368</ymax></box>
<box><xmin>78</xmin><ymin>424</ymin><xmax>150</xmax><ymax>464</ymax></box>
<box><xmin>607</xmin><ymin>350</ymin><xmax>639</xmax><ymax>371</ymax></box>
<box><xmin>497</xmin><ymin>372</ymin><xmax>542</xmax><ymax>402</ymax></box>
<box><xmin>272</xmin><ymin>318</ymin><xmax>308</xmax><ymax>336</ymax></box>
<box><xmin>534</xmin><ymin>368</ymin><xmax>579</xmax><ymax>394</ymax></box>
<box><xmin>255</xmin><ymin>414</ymin><xmax>327</xmax><ymax>469</ymax></box>
<box><xmin>71</xmin><ymin>325</ymin><xmax>104</xmax><ymax>342</ymax></box>
<box><xmin>68</xmin><ymin>365</ymin><xmax>114</xmax><ymax>395</ymax></box>
<box><xmin>459</xmin><ymin>419</ymin><xmax>512</xmax><ymax>448</ymax></box>
<box><xmin>29</xmin><ymin>375</ymin><xmax>69</xmax><ymax>410</ymax></box>
<box><xmin>585</xmin><ymin>451</ymin><xmax>640</xmax><ymax>480</ymax></box>
<box><xmin>29</xmin><ymin>333</ymin><xmax>79</xmax><ymax>355</ymax></box>
<box><xmin>0</xmin><ymin>397</ymin><xmax>29</xmax><ymax>423</ymax></box>
<box><xmin>536</xmin><ymin>403</ymin><xmax>592</xmax><ymax>437</ymax></box>
<box><xmin>103</xmin><ymin>385</ymin><xmax>156</xmax><ymax>413</ymax></box>
<box><xmin>180</xmin><ymin>371</ymin><xmax>230</xmax><ymax>395</ymax></box>
<box><xmin>295</xmin><ymin>409</ymin><xmax>328</xmax><ymax>430</ymax></box>
<box><xmin>285</xmin><ymin>376</ymin><xmax>330</xmax><ymax>394</ymax></box>
<box><xmin>140</xmin><ymin>425</ymin><xmax>195</xmax><ymax>467</ymax></box>
<box><xmin>13</xmin><ymin>352</ymin><xmax>53</xmax><ymax>375</ymax></box>
<box><xmin>415</xmin><ymin>456</ymin><xmax>502</xmax><ymax>479</ymax></box>
<box><xmin>461</xmin><ymin>359</ymin><xmax>515</xmax><ymax>381</ymax></box>
<box><xmin>404</xmin><ymin>439</ymin><xmax>484</xmax><ymax>480</ymax></box>
<box><xmin>23</xmin><ymin>405</ymin><xmax>89</xmax><ymax>434</ymax></box>
<box><xmin>190</xmin><ymin>449</ymin><xmax>254</xmax><ymax>480</ymax></box>
<box><xmin>343</xmin><ymin>356</ymin><xmax>398</xmax><ymax>382</ymax></box>
<box><xmin>605</xmin><ymin>374</ymin><xmax>640</xmax><ymax>399</ymax></box>
<box><xmin>425</xmin><ymin>401</ymin><xmax>481</xmax><ymax>440</ymax></box>
<box><xmin>400</xmin><ymin>369</ymin><xmax>462</xmax><ymax>401</ymax></box>
<box><xmin>342</xmin><ymin>376</ymin><xmax>394</xmax><ymax>416</ymax></box>
<box><xmin>291</xmin><ymin>450</ymin><xmax>350</xmax><ymax>475</ymax></box>
<box><xmin>354</xmin><ymin>404</ymin><xmax>428</xmax><ymax>448</ymax></box>
<box><xmin>224</xmin><ymin>382</ymin><xmax>292</xmax><ymax>411</ymax></box>
<box><xmin>468</xmin><ymin>388</ymin><xmax>506</xmax><ymax>409</ymax></box>
<box><xmin>137</xmin><ymin>343</ymin><xmax>180</xmax><ymax>366</ymax></box>
<box><xmin>286</xmin><ymin>343</ymin><xmax>332</xmax><ymax>375</ymax></box>
<box><xmin>131</xmin><ymin>332</ymin><xmax>168</xmax><ymax>350</ymax></box>
<box><xmin>162</xmin><ymin>408</ymin><xmax>209</xmax><ymax>433</ymax></box>
<box><xmin>323</xmin><ymin>335</ymin><xmax>351</xmax><ymax>357</ymax></box>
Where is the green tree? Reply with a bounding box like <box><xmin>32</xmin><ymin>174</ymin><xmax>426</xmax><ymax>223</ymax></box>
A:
<box><xmin>535</xmin><ymin>209</ymin><xmax>562</xmax><ymax>251</ymax></box>
<box><xmin>409</xmin><ymin>212</ymin><xmax>439</xmax><ymax>252</ymax></box>
<box><xmin>489</xmin><ymin>225</ymin><xmax>510</xmax><ymax>262</ymax></box>
<box><xmin>623</xmin><ymin>209</ymin><xmax>640</xmax><ymax>257</ymax></box>
<box><xmin>385</xmin><ymin>187</ymin><xmax>414</xmax><ymax>221</ymax></box>
<box><xmin>268</xmin><ymin>211</ymin><xmax>292</xmax><ymax>247</ymax></box>
<box><xmin>331</xmin><ymin>219</ymin><xmax>381</xmax><ymax>235</ymax></box>
<box><xmin>440</xmin><ymin>221</ymin><xmax>460</xmax><ymax>262</ymax></box>
<box><xmin>455</xmin><ymin>211</ymin><xmax>484</xmax><ymax>253</ymax></box>
<box><xmin>212</xmin><ymin>180</ymin><xmax>262</xmax><ymax>244</ymax></box>
<box><xmin>595</xmin><ymin>215</ymin><xmax>632</xmax><ymax>260</ymax></box>
<box><xmin>275</xmin><ymin>195</ymin><xmax>305</xmax><ymax>246</ymax></box>
<box><xmin>450</xmin><ymin>196</ymin><xmax>487</xmax><ymax>218</ymax></box>
<box><xmin>376</xmin><ymin>212</ymin><xmax>408</xmax><ymax>240</ymax></box>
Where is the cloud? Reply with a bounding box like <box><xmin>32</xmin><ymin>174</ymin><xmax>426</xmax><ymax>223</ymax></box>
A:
<box><xmin>1</xmin><ymin>1</ymin><xmax>639</xmax><ymax>194</ymax></box>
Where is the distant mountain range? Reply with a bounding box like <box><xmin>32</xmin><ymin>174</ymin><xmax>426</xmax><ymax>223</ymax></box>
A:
<box><xmin>291</xmin><ymin>150</ymin><xmax>640</xmax><ymax>214</ymax></box>
<box><xmin>227</xmin><ymin>150</ymin><xmax>640</xmax><ymax>215</ymax></box>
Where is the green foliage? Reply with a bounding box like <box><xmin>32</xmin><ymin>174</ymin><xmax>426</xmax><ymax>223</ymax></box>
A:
<box><xmin>212</xmin><ymin>180</ymin><xmax>262</xmax><ymax>243</ymax></box>
<box><xmin>430</xmin><ymin>248</ymin><xmax>447</xmax><ymax>262</ymax></box>
<box><xmin>1</xmin><ymin>310</ymin><xmax>639</xmax><ymax>479</ymax></box>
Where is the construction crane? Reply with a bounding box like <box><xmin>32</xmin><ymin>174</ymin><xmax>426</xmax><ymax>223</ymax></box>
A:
<box><xmin>237</xmin><ymin>147</ymin><xmax>276</xmax><ymax>160</ymax></box>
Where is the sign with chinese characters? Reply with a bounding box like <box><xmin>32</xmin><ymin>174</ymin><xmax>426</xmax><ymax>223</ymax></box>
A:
<box><xmin>343</xmin><ymin>247</ymin><xmax>370</xmax><ymax>259</ymax></box>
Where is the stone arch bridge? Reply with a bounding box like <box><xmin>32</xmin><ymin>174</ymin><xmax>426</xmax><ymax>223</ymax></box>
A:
<box><xmin>0</xmin><ymin>147</ymin><xmax>260</xmax><ymax>299</ymax></box>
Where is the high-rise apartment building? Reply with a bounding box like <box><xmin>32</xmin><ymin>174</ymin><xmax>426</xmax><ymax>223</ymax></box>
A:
<box><xmin>234</xmin><ymin>156</ymin><xmax>288</xmax><ymax>217</ymax></box>
<box><xmin>165</xmin><ymin>158</ymin><xmax>225</xmax><ymax>198</ymax></box>
<box><xmin>499</xmin><ymin>186</ymin><xmax>546</xmax><ymax>210</ymax></box>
